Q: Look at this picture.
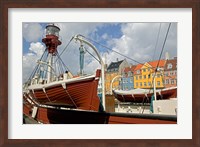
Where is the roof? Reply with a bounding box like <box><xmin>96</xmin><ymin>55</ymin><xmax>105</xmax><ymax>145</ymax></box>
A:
<box><xmin>133</xmin><ymin>64</ymin><xmax>143</xmax><ymax>74</ymax></box>
<box><xmin>123</xmin><ymin>67</ymin><xmax>131</xmax><ymax>73</ymax></box>
<box><xmin>164</xmin><ymin>58</ymin><xmax>177</xmax><ymax>71</ymax></box>
<box><xmin>123</xmin><ymin>65</ymin><xmax>136</xmax><ymax>73</ymax></box>
<box><xmin>130</xmin><ymin>65</ymin><xmax>137</xmax><ymax>71</ymax></box>
<box><xmin>147</xmin><ymin>60</ymin><xmax>166</xmax><ymax>68</ymax></box>
<box><xmin>107</xmin><ymin>60</ymin><xmax>124</xmax><ymax>71</ymax></box>
<box><xmin>133</xmin><ymin>60</ymin><xmax>166</xmax><ymax>74</ymax></box>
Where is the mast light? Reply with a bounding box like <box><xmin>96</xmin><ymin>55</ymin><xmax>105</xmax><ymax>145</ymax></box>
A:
<box><xmin>45</xmin><ymin>24</ymin><xmax>60</xmax><ymax>37</ymax></box>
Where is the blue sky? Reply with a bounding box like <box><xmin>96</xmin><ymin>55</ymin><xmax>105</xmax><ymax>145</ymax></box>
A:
<box><xmin>22</xmin><ymin>22</ymin><xmax>177</xmax><ymax>82</ymax></box>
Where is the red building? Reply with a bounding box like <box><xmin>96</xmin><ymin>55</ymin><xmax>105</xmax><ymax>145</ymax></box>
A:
<box><xmin>164</xmin><ymin>57</ymin><xmax>177</xmax><ymax>88</ymax></box>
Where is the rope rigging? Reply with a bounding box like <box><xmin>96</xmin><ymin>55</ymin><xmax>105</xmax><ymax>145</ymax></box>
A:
<box><xmin>56</xmin><ymin>36</ymin><xmax>74</xmax><ymax>59</ymax></box>
<box><xmin>152</xmin><ymin>23</ymin><xmax>162</xmax><ymax>61</ymax></box>
<box><xmin>85</xmin><ymin>48</ymin><xmax>100</xmax><ymax>63</ymax></box>
<box><xmin>25</xmin><ymin>48</ymin><xmax>49</xmax><ymax>86</ymax></box>
<box><xmin>156</xmin><ymin>23</ymin><xmax>171</xmax><ymax>70</ymax></box>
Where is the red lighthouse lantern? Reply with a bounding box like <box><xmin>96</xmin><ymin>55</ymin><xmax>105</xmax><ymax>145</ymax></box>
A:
<box><xmin>42</xmin><ymin>24</ymin><xmax>62</xmax><ymax>55</ymax></box>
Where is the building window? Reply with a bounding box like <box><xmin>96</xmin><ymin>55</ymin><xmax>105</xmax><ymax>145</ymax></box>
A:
<box><xmin>143</xmin><ymin>75</ymin><xmax>146</xmax><ymax>79</ymax></box>
<box><xmin>135</xmin><ymin>76</ymin><xmax>138</xmax><ymax>80</ymax></box>
<box><xmin>123</xmin><ymin>79</ymin><xmax>126</xmax><ymax>83</ymax></box>
<box><xmin>170</xmin><ymin>71</ymin><xmax>173</xmax><ymax>76</ymax></box>
<box><xmin>171</xmin><ymin>79</ymin><xmax>174</xmax><ymax>84</ymax></box>
<box><xmin>130</xmin><ymin>78</ymin><xmax>133</xmax><ymax>83</ymax></box>
<box><xmin>148</xmin><ymin>74</ymin><xmax>151</xmax><ymax>79</ymax></box>
<box><xmin>144</xmin><ymin>82</ymin><xmax>147</xmax><ymax>87</ymax></box>
<box><xmin>167</xmin><ymin>63</ymin><xmax>173</xmax><ymax>69</ymax></box>
<box><xmin>143</xmin><ymin>69</ymin><xmax>146</xmax><ymax>72</ymax></box>
<box><xmin>128</xmin><ymin>71</ymin><xmax>132</xmax><ymax>76</ymax></box>
<box><xmin>140</xmin><ymin>82</ymin><xmax>142</xmax><ymax>86</ymax></box>
<box><xmin>136</xmin><ymin>83</ymin><xmax>138</xmax><ymax>87</ymax></box>
<box><xmin>165</xmin><ymin>72</ymin><xmax>168</xmax><ymax>76</ymax></box>
<box><xmin>148</xmin><ymin>82</ymin><xmax>151</xmax><ymax>86</ymax></box>
<box><xmin>165</xmin><ymin>79</ymin><xmax>169</xmax><ymax>84</ymax></box>
<box><xmin>137</xmin><ymin>70</ymin><xmax>140</xmax><ymax>74</ymax></box>
<box><xmin>157</xmin><ymin>81</ymin><xmax>160</xmax><ymax>86</ymax></box>
<box><xmin>125</xmin><ymin>79</ymin><xmax>128</xmax><ymax>83</ymax></box>
<box><xmin>139</xmin><ymin>75</ymin><xmax>142</xmax><ymax>79</ymax></box>
<box><xmin>123</xmin><ymin>79</ymin><xmax>125</xmax><ymax>83</ymax></box>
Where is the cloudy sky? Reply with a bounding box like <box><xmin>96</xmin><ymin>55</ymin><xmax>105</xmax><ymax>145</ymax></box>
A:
<box><xmin>22</xmin><ymin>22</ymin><xmax>177</xmax><ymax>82</ymax></box>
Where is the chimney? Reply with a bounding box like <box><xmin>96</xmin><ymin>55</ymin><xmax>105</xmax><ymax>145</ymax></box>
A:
<box><xmin>165</xmin><ymin>52</ymin><xmax>169</xmax><ymax>60</ymax></box>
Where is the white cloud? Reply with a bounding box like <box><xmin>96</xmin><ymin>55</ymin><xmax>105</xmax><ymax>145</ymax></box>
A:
<box><xmin>102</xmin><ymin>33</ymin><xmax>109</xmax><ymax>40</ymax></box>
<box><xmin>23</xmin><ymin>42</ymin><xmax>45</xmax><ymax>82</ymax></box>
<box><xmin>105</xmin><ymin>23</ymin><xmax>177</xmax><ymax>65</ymax></box>
<box><xmin>29</xmin><ymin>42</ymin><xmax>45</xmax><ymax>55</ymax></box>
<box><xmin>23</xmin><ymin>23</ymin><xmax>43</xmax><ymax>42</ymax></box>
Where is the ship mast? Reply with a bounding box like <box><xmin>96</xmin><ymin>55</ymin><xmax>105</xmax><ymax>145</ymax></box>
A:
<box><xmin>42</xmin><ymin>24</ymin><xmax>62</xmax><ymax>83</ymax></box>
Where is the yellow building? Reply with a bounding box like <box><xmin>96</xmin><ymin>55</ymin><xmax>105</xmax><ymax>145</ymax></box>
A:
<box><xmin>134</xmin><ymin>60</ymin><xmax>166</xmax><ymax>89</ymax></box>
<box><xmin>105</xmin><ymin>59</ymin><xmax>129</xmax><ymax>94</ymax></box>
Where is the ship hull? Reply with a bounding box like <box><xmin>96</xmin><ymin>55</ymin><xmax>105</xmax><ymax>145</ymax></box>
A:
<box><xmin>113</xmin><ymin>87</ymin><xmax>177</xmax><ymax>103</ymax></box>
<box><xmin>23</xmin><ymin>70</ymin><xmax>101</xmax><ymax>111</ymax></box>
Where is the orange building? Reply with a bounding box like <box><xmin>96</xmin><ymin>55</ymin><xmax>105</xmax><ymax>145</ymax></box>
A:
<box><xmin>134</xmin><ymin>60</ymin><xmax>166</xmax><ymax>89</ymax></box>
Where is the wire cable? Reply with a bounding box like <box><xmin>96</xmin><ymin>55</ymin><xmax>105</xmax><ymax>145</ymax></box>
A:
<box><xmin>85</xmin><ymin>49</ymin><xmax>100</xmax><ymax>63</ymax></box>
<box><xmin>152</xmin><ymin>23</ymin><xmax>162</xmax><ymax>61</ymax></box>
<box><xmin>79</xmin><ymin>35</ymin><xmax>152</xmax><ymax>68</ymax></box>
<box><xmin>156</xmin><ymin>23</ymin><xmax>171</xmax><ymax>70</ymax></box>
<box><xmin>55</xmin><ymin>37</ymin><xmax>74</xmax><ymax>63</ymax></box>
